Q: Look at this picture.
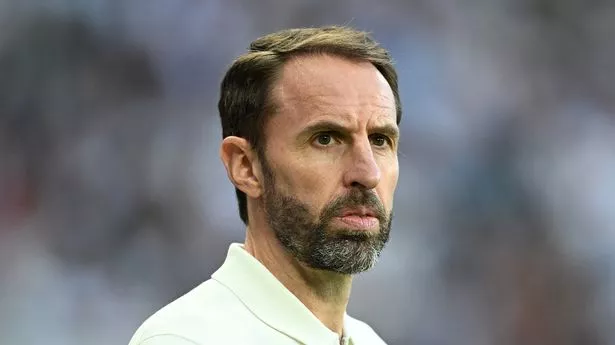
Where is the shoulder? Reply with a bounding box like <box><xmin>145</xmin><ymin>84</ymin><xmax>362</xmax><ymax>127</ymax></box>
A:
<box><xmin>345</xmin><ymin>315</ymin><xmax>388</xmax><ymax>345</ymax></box>
<box><xmin>128</xmin><ymin>279</ymin><xmax>247</xmax><ymax>345</ymax></box>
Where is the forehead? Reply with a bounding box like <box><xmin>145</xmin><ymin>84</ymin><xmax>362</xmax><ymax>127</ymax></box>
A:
<box><xmin>267</xmin><ymin>54</ymin><xmax>396</xmax><ymax>130</ymax></box>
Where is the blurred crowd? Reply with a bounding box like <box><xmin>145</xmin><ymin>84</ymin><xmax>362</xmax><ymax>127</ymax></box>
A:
<box><xmin>1</xmin><ymin>0</ymin><xmax>615</xmax><ymax>344</ymax></box>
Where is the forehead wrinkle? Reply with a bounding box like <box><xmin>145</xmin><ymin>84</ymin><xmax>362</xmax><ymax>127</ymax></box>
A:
<box><xmin>279</xmin><ymin>93</ymin><xmax>394</xmax><ymax>116</ymax></box>
<box><xmin>270</xmin><ymin>54</ymin><xmax>397</xmax><ymax>127</ymax></box>
<box><xmin>275</xmin><ymin>94</ymin><xmax>396</xmax><ymax>134</ymax></box>
<box><xmin>277</xmin><ymin>56</ymin><xmax>381</xmax><ymax>98</ymax></box>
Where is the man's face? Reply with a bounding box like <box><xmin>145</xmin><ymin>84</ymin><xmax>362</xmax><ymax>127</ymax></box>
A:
<box><xmin>260</xmin><ymin>54</ymin><xmax>399</xmax><ymax>274</ymax></box>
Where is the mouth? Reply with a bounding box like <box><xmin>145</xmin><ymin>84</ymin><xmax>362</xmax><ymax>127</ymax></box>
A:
<box><xmin>335</xmin><ymin>207</ymin><xmax>380</xmax><ymax>230</ymax></box>
<box><xmin>340</xmin><ymin>206</ymin><xmax>378</xmax><ymax>218</ymax></box>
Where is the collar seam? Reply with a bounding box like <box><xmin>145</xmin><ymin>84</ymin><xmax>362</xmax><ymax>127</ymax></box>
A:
<box><xmin>211</xmin><ymin>276</ymin><xmax>307</xmax><ymax>344</ymax></box>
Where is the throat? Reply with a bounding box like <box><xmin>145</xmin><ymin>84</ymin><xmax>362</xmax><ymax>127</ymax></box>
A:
<box><xmin>292</xmin><ymin>261</ymin><xmax>353</xmax><ymax>336</ymax></box>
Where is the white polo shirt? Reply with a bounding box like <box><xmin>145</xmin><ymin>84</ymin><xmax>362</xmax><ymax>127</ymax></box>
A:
<box><xmin>128</xmin><ymin>243</ymin><xmax>387</xmax><ymax>345</ymax></box>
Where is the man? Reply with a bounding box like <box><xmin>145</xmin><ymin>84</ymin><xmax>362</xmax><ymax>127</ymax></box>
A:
<box><xmin>129</xmin><ymin>26</ymin><xmax>401</xmax><ymax>345</ymax></box>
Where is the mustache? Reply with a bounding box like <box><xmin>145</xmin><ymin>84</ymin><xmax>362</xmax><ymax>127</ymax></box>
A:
<box><xmin>321</xmin><ymin>189</ymin><xmax>388</xmax><ymax>222</ymax></box>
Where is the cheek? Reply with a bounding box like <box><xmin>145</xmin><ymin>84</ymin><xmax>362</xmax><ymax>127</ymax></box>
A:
<box><xmin>291</xmin><ymin>160</ymin><xmax>337</xmax><ymax>200</ymax></box>
<box><xmin>379</xmin><ymin>158</ymin><xmax>399</xmax><ymax>208</ymax></box>
<box><xmin>284</xmin><ymin>160</ymin><xmax>343</xmax><ymax>214</ymax></box>
<box><xmin>268</xmin><ymin>150</ymin><xmax>337</xmax><ymax>199</ymax></box>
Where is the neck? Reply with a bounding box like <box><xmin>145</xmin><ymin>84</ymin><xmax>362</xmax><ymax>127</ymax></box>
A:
<box><xmin>244</xmin><ymin>226</ymin><xmax>352</xmax><ymax>336</ymax></box>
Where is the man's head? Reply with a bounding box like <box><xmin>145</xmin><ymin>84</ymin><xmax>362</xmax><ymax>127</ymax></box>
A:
<box><xmin>219</xmin><ymin>26</ymin><xmax>401</xmax><ymax>274</ymax></box>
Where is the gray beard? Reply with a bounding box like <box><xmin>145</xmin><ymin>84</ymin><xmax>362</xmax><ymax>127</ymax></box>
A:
<box><xmin>261</xmin><ymin>158</ymin><xmax>392</xmax><ymax>274</ymax></box>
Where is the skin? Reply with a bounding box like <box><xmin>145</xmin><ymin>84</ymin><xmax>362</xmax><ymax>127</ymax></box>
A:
<box><xmin>220</xmin><ymin>54</ymin><xmax>399</xmax><ymax>337</ymax></box>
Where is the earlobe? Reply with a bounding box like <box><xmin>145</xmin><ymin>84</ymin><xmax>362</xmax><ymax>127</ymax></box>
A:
<box><xmin>219</xmin><ymin>137</ymin><xmax>263</xmax><ymax>199</ymax></box>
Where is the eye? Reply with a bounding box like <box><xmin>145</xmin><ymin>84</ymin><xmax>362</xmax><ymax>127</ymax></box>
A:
<box><xmin>314</xmin><ymin>132</ymin><xmax>338</xmax><ymax>146</ymax></box>
<box><xmin>317</xmin><ymin>133</ymin><xmax>332</xmax><ymax>145</ymax></box>
<box><xmin>370</xmin><ymin>134</ymin><xmax>390</xmax><ymax>147</ymax></box>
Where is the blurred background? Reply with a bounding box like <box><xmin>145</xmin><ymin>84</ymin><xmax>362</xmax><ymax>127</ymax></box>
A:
<box><xmin>1</xmin><ymin>0</ymin><xmax>615</xmax><ymax>344</ymax></box>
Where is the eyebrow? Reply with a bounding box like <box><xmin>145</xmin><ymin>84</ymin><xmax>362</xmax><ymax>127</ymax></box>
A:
<box><xmin>299</xmin><ymin>120</ymin><xmax>400</xmax><ymax>140</ymax></box>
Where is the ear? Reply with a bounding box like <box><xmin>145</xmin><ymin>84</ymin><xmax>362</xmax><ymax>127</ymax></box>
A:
<box><xmin>219</xmin><ymin>136</ymin><xmax>264</xmax><ymax>199</ymax></box>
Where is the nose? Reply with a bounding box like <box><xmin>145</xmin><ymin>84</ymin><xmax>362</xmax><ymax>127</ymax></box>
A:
<box><xmin>343</xmin><ymin>139</ymin><xmax>381</xmax><ymax>190</ymax></box>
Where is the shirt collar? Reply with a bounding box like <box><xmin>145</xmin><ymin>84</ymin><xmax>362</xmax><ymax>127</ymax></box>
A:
<box><xmin>211</xmin><ymin>243</ymin><xmax>350</xmax><ymax>345</ymax></box>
